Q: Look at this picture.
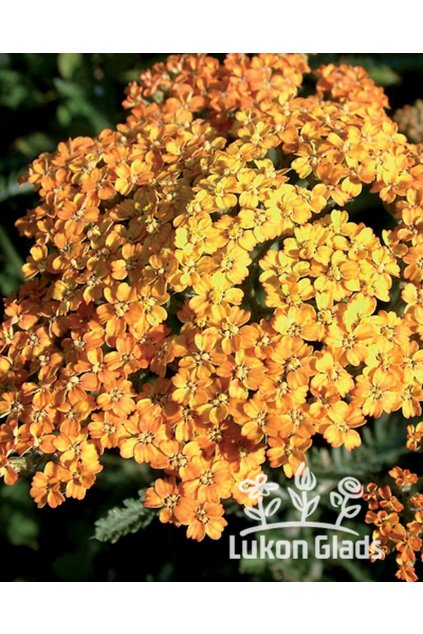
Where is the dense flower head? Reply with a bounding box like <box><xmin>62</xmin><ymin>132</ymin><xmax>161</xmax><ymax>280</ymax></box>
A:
<box><xmin>0</xmin><ymin>54</ymin><xmax>423</xmax><ymax>548</ymax></box>
<box><xmin>364</xmin><ymin>468</ymin><xmax>422</xmax><ymax>582</ymax></box>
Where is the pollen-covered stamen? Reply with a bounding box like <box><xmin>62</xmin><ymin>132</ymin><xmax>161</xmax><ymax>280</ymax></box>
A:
<box><xmin>169</xmin><ymin>452</ymin><xmax>187</xmax><ymax>469</ymax></box>
<box><xmin>194</xmin><ymin>507</ymin><xmax>209</xmax><ymax>524</ymax></box>
<box><xmin>199</xmin><ymin>469</ymin><xmax>214</xmax><ymax>486</ymax></box>
<box><xmin>164</xmin><ymin>493</ymin><xmax>180</xmax><ymax>510</ymax></box>
<box><xmin>114</xmin><ymin>301</ymin><xmax>130</xmax><ymax>317</ymax></box>
<box><xmin>109</xmin><ymin>388</ymin><xmax>125</xmax><ymax>402</ymax></box>
<box><xmin>137</xmin><ymin>431</ymin><xmax>155</xmax><ymax>445</ymax></box>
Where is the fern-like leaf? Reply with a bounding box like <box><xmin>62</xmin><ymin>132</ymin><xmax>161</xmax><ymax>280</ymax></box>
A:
<box><xmin>94</xmin><ymin>492</ymin><xmax>155</xmax><ymax>544</ymax></box>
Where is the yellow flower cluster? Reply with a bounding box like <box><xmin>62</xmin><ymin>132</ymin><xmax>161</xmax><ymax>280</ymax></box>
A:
<box><xmin>0</xmin><ymin>54</ymin><xmax>422</xmax><ymax>544</ymax></box>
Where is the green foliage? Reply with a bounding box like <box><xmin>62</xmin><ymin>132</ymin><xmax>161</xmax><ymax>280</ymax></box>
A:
<box><xmin>0</xmin><ymin>480</ymin><xmax>39</xmax><ymax>549</ymax></box>
<box><xmin>0</xmin><ymin>224</ymin><xmax>23</xmax><ymax>295</ymax></box>
<box><xmin>94</xmin><ymin>492</ymin><xmax>155</xmax><ymax>544</ymax></box>
<box><xmin>57</xmin><ymin>53</ymin><xmax>83</xmax><ymax>81</ymax></box>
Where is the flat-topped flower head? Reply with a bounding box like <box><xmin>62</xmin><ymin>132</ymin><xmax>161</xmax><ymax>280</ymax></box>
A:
<box><xmin>0</xmin><ymin>55</ymin><xmax>422</xmax><ymax>574</ymax></box>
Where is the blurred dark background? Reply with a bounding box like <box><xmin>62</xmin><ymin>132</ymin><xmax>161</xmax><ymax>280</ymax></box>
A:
<box><xmin>0</xmin><ymin>54</ymin><xmax>422</xmax><ymax>581</ymax></box>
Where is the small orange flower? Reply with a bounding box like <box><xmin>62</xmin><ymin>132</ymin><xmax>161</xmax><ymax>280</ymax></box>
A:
<box><xmin>181</xmin><ymin>455</ymin><xmax>233</xmax><ymax>501</ymax></box>
<box><xmin>144</xmin><ymin>477</ymin><xmax>182</xmax><ymax>523</ymax></box>
<box><xmin>30</xmin><ymin>462</ymin><xmax>65</xmax><ymax>508</ymax></box>
<box><xmin>174</xmin><ymin>498</ymin><xmax>227</xmax><ymax>541</ymax></box>
<box><xmin>96</xmin><ymin>378</ymin><xmax>136</xmax><ymax>417</ymax></box>
<box><xmin>389</xmin><ymin>467</ymin><xmax>419</xmax><ymax>487</ymax></box>
<box><xmin>119</xmin><ymin>409</ymin><xmax>168</xmax><ymax>468</ymax></box>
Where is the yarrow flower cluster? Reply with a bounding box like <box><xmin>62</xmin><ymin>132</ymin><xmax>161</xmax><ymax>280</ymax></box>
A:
<box><xmin>364</xmin><ymin>467</ymin><xmax>422</xmax><ymax>582</ymax></box>
<box><xmin>364</xmin><ymin>426</ymin><xmax>423</xmax><ymax>582</ymax></box>
<box><xmin>0</xmin><ymin>54</ymin><xmax>422</xmax><ymax>544</ymax></box>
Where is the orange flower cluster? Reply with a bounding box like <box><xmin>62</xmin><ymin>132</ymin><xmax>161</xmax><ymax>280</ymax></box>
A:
<box><xmin>0</xmin><ymin>54</ymin><xmax>422</xmax><ymax>543</ymax></box>
<box><xmin>364</xmin><ymin>467</ymin><xmax>422</xmax><ymax>582</ymax></box>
